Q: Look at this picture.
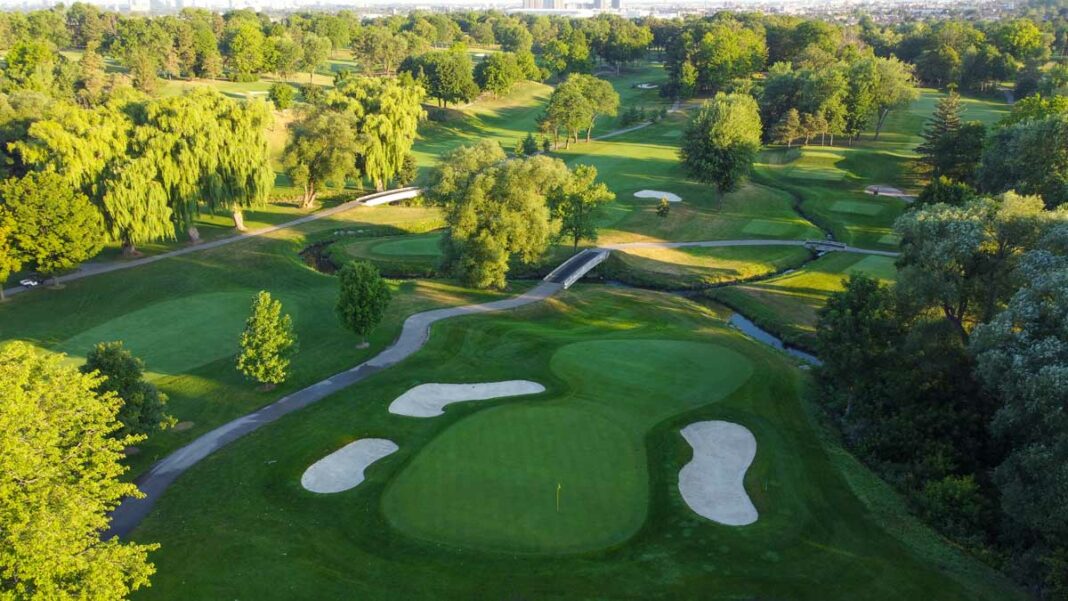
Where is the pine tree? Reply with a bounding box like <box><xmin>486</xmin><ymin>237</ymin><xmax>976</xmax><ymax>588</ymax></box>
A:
<box><xmin>918</xmin><ymin>90</ymin><xmax>963</xmax><ymax>173</ymax></box>
<box><xmin>236</xmin><ymin>291</ymin><xmax>297</xmax><ymax>388</ymax></box>
<box><xmin>774</xmin><ymin>108</ymin><xmax>802</xmax><ymax>148</ymax></box>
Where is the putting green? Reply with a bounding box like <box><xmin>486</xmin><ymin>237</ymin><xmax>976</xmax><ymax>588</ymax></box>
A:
<box><xmin>56</xmin><ymin>291</ymin><xmax>264</xmax><ymax>375</ymax></box>
<box><xmin>382</xmin><ymin>339</ymin><xmax>753</xmax><ymax>553</ymax></box>
<box><xmin>371</xmin><ymin>233</ymin><xmax>443</xmax><ymax>257</ymax></box>
<box><xmin>830</xmin><ymin>200</ymin><xmax>885</xmax><ymax>216</ymax></box>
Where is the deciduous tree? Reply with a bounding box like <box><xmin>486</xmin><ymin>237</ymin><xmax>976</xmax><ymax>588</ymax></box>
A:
<box><xmin>82</xmin><ymin>341</ymin><xmax>173</xmax><ymax>438</ymax></box>
<box><xmin>680</xmin><ymin>92</ymin><xmax>762</xmax><ymax>192</ymax></box>
<box><xmin>0</xmin><ymin>171</ymin><xmax>103</xmax><ymax>284</ymax></box>
<box><xmin>236</xmin><ymin>291</ymin><xmax>297</xmax><ymax>388</ymax></box>
<box><xmin>0</xmin><ymin>341</ymin><xmax>157</xmax><ymax>599</ymax></box>
<box><xmin>336</xmin><ymin>260</ymin><xmax>392</xmax><ymax>344</ymax></box>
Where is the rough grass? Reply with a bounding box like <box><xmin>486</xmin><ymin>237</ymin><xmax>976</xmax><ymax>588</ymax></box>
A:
<box><xmin>0</xmin><ymin>204</ymin><xmax>511</xmax><ymax>477</ymax></box>
<box><xmin>711</xmin><ymin>252</ymin><xmax>899</xmax><ymax>349</ymax></box>
<box><xmin>128</xmin><ymin>285</ymin><xmax>1023</xmax><ymax>601</ymax></box>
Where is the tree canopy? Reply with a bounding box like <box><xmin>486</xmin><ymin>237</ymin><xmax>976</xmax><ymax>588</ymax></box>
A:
<box><xmin>0</xmin><ymin>341</ymin><xmax>157</xmax><ymax>600</ymax></box>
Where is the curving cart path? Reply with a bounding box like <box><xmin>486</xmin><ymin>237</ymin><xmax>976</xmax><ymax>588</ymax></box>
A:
<box><xmin>1</xmin><ymin>188</ymin><xmax>421</xmax><ymax>299</ymax></box>
<box><xmin>104</xmin><ymin>251</ymin><xmax>612</xmax><ymax>539</ymax></box>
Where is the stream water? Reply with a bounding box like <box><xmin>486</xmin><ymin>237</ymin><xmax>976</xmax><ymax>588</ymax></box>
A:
<box><xmin>727</xmin><ymin>313</ymin><xmax>822</xmax><ymax>366</ymax></box>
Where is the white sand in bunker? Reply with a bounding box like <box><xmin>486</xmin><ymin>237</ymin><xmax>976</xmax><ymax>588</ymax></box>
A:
<box><xmin>864</xmin><ymin>185</ymin><xmax>913</xmax><ymax>200</ymax></box>
<box><xmin>389</xmin><ymin>381</ymin><xmax>545</xmax><ymax>417</ymax></box>
<box><xmin>678</xmin><ymin>421</ymin><xmax>759</xmax><ymax>526</ymax></box>
<box><xmin>301</xmin><ymin>438</ymin><xmax>399</xmax><ymax>494</ymax></box>
<box><xmin>634</xmin><ymin>190</ymin><xmax>682</xmax><ymax>203</ymax></box>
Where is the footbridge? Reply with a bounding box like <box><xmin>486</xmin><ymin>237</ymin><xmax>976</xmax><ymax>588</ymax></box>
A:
<box><xmin>544</xmin><ymin>249</ymin><xmax>610</xmax><ymax>288</ymax></box>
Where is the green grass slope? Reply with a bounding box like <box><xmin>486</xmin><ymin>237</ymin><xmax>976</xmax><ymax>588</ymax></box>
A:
<box><xmin>128</xmin><ymin>286</ymin><xmax>1023</xmax><ymax>601</ymax></box>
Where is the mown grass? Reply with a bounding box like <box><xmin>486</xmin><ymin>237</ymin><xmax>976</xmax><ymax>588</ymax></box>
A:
<box><xmin>0</xmin><ymin>204</ymin><xmax>511</xmax><ymax>477</ymax></box>
<box><xmin>710</xmin><ymin>252</ymin><xmax>898</xmax><ymax>350</ymax></box>
<box><xmin>129</xmin><ymin>285</ymin><xmax>1023</xmax><ymax>601</ymax></box>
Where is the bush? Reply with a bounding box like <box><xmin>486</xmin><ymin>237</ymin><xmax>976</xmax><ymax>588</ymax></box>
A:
<box><xmin>300</xmin><ymin>83</ymin><xmax>327</xmax><ymax>106</ymax></box>
<box><xmin>268</xmin><ymin>83</ymin><xmax>295</xmax><ymax>109</ymax></box>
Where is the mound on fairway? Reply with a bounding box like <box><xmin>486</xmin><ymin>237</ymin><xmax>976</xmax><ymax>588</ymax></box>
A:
<box><xmin>56</xmin><ymin>291</ymin><xmax>263</xmax><ymax>375</ymax></box>
<box><xmin>382</xmin><ymin>339</ymin><xmax>753</xmax><ymax>553</ymax></box>
<box><xmin>389</xmin><ymin>381</ymin><xmax>545</xmax><ymax>417</ymax></box>
<box><xmin>301</xmin><ymin>438</ymin><xmax>399</xmax><ymax>494</ymax></box>
<box><xmin>678</xmin><ymin>421</ymin><xmax>758</xmax><ymax>526</ymax></box>
<box><xmin>634</xmin><ymin>189</ymin><xmax>682</xmax><ymax>202</ymax></box>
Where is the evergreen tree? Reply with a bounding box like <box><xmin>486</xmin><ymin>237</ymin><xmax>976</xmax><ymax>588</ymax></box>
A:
<box><xmin>521</xmin><ymin>132</ymin><xmax>539</xmax><ymax>155</ymax></box>
<box><xmin>236</xmin><ymin>291</ymin><xmax>297</xmax><ymax>388</ymax></box>
<box><xmin>0</xmin><ymin>342</ymin><xmax>157</xmax><ymax>599</ymax></box>
<box><xmin>917</xmin><ymin>89</ymin><xmax>963</xmax><ymax>174</ymax></box>
<box><xmin>773</xmin><ymin>108</ymin><xmax>802</xmax><ymax>147</ymax></box>
<box><xmin>82</xmin><ymin>341</ymin><xmax>173</xmax><ymax>438</ymax></box>
<box><xmin>336</xmin><ymin>260</ymin><xmax>392</xmax><ymax>344</ymax></box>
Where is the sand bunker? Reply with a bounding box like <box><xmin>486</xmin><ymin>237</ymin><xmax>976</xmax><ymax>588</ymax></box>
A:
<box><xmin>301</xmin><ymin>438</ymin><xmax>399</xmax><ymax>493</ymax></box>
<box><xmin>634</xmin><ymin>190</ymin><xmax>682</xmax><ymax>203</ymax></box>
<box><xmin>865</xmin><ymin>185</ymin><xmax>914</xmax><ymax>201</ymax></box>
<box><xmin>389</xmin><ymin>381</ymin><xmax>545</xmax><ymax>417</ymax></box>
<box><xmin>678</xmin><ymin>421</ymin><xmax>758</xmax><ymax>526</ymax></box>
<box><xmin>636</xmin><ymin>83</ymin><xmax>659</xmax><ymax>89</ymax></box>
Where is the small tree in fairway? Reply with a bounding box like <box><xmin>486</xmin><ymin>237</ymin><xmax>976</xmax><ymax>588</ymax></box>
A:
<box><xmin>237</xmin><ymin>291</ymin><xmax>297</xmax><ymax>389</ymax></box>
<box><xmin>336</xmin><ymin>260</ymin><xmax>392</xmax><ymax>347</ymax></box>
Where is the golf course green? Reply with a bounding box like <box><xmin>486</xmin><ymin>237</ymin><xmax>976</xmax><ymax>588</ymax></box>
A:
<box><xmin>126</xmin><ymin>286</ymin><xmax>1021</xmax><ymax>600</ymax></box>
<box><xmin>383</xmin><ymin>339</ymin><xmax>752</xmax><ymax>553</ymax></box>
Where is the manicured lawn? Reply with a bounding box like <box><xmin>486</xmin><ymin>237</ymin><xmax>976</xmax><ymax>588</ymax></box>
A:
<box><xmin>412</xmin><ymin>81</ymin><xmax>554</xmax><ymax>179</ymax></box>
<box><xmin>711</xmin><ymin>252</ymin><xmax>898</xmax><ymax>349</ymax></box>
<box><xmin>369</xmin><ymin>232</ymin><xmax>444</xmax><ymax>256</ymax></box>
<box><xmin>0</xmin><ymin>204</ymin><xmax>509</xmax><ymax>477</ymax></box>
<box><xmin>128</xmin><ymin>285</ymin><xmax>1022</xmax><ymax>600</ymax></box>
<box><xmin>607</xmin><ymin>245</ymin><xmax>813</xmax><ymax>289</ymax></box>
<box><xmin>384</xmin><ymin>339</ymin><xmax>752</xmax><ymax>553</ymax></box>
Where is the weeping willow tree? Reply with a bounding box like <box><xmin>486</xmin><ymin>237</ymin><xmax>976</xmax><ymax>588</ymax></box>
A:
<box><xmin>141</xmin><ymin>90</ymin><xmax>273</xmax><ymax>237</ymax></box>
<box><xmin>13</xmin><ymin>89</ymin><xmax>273</xmax><ymax>250</ymax></box>
<box><xmin>327</xmin><ymin>76</ymin><xmax>425</xmax><ymax>191</ymax></box>
<box><xmin>13</xmin><ymin>92</ymin><xmax>175</xmax><ymax>255</ymax></box>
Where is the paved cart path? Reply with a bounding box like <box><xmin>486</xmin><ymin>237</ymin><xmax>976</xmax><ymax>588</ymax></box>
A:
<box><xmin>105</xmin><ymin>250</ymin><xmax>607</xmax><ymax>539</ymax></box>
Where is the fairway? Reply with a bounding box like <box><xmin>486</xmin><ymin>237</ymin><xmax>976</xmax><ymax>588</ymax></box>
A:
<box><xmin>57</xmin><ymin>291</ymin><xmax>262</xmax><ymax>375</ymax></box>
<box><xmin>830</xmin><ymin>200</ymin><xmax>886</xmax><ymax>216</ymax></box>
<box><xmin>371</xmin><ymin>233</ymin><xmax>443</xmax><ymax>257</ymax></box>
<box><xmin>129</xmin><ymin>286</ymin><xmax>1021</xmax><ymax>600</ymax></box>
<box><xmin>383</xmin><ymin>339</ymin><xmax>752</xmax><ymax>553</ymax></box>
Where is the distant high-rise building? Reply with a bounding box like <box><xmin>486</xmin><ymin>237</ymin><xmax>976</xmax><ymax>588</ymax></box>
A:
<box><xmin>523</xmin><ymin>0</ymin><xmax>540</xmax><ymax>8</ymax></box>
<box><xmin>611</xmin><ymin>0</ymin><xmax>621</xmax><ymax>9</ymax></box>
<box><xmin>545</xmin><ymin>0</ymin><xmax>564</xmax><ymax>9</ymax></box>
